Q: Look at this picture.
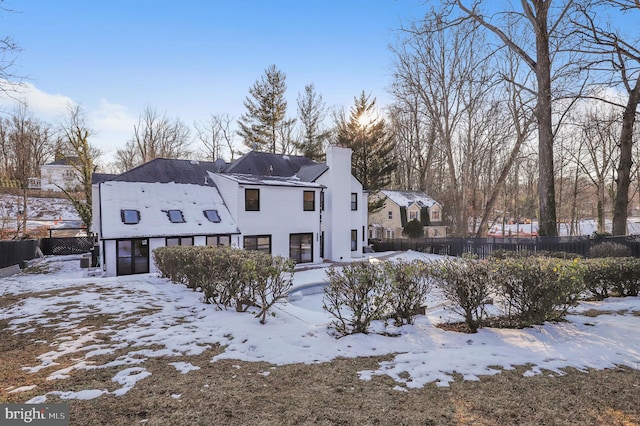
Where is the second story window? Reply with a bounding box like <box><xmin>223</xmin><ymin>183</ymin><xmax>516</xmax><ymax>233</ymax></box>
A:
<box><xmin>409</xmin><ymin>211</ymin><xmax>418</xmax><ymax>221</ymax></box>
<box><xmin>388</xmin><ymin>211</ymin><xmax>393</xmax><ymax>220</ymax></box>
<box><xmin>203</xmin><ymin>209</ymin><xmax>221</xmax><ymax>223</ymax></box>
<box><xmin>166</xmin><ymin>209</ymin><xmax>185</xmax><ymax>223</ymax></box>
<box><xmin>303</xmin><ymin>191</ymin><xmax>315</xmax><ymax>211</ymax></box>
<box><xmin>121</xmin><ymin>209</ymin><xmax>140</xmax><ymax>225</ymax></box>
<box><xmin>431</xmin><ymin>210</ymin><xmax>440</xmax><ymax>221</ymax></box>
<box><xmin>245</xmin><ymin>188</ymin><xmax>260</xmax><ymax>211</ymax></box>
<box><xmin>351</xmin><ymin>193</ymin><xmax>357</xmax><ymax>211</ymax></box>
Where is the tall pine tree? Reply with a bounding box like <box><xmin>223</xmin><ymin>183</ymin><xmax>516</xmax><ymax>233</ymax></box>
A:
<box><xmin>295</xmin><ymin>84</ymin><xmax>330</xmax><ymax>161</ymax></box>
<box><xmin>337</xmin><ymin>91</ymin><xmax>397</xmax><ymax>195</ymax></box>
<box><xmin>237</xmin><ymin>64</ymin><xmax>295</xmax><ymax>153</ymax></box>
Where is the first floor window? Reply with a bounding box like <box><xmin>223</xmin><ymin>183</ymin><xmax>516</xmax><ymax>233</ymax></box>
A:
<box><xmin>116</xmin><ymin>239</ymin><xmax>149</xmax><ymax>276</ymax></box>
<box><xmin>206</xmin><ymin>235</ymin><xmax>231</xmax><ymax>246</ymax></box>
<box><xmin>290</xmin><ymin>233</ymin><xmax>313</xmax><ymax>263</ymax></box>
<box><xmin>351</xmin><ymin>229</ymin><xmax>357</xmax><ymax>251</ymax></box>
<box><xmin>166</xmin><ymin>236</ymin><xmax>193</xmax><ymax>246</ymax></box>
<box><xmin>244</xmin><ymin>235</ymin><xmax>271</xmax><ymax>253</ymax></box>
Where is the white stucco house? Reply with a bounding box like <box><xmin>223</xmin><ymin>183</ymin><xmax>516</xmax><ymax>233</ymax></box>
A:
<box><xmin>40</xmin><ymin>157</ymin><xmax>82</xmax><ymax>192</ymax></box>
<box><xmin>92</xmin><ymin>145</ymin><xmax>367</xmax><ymax>277</ymax></box>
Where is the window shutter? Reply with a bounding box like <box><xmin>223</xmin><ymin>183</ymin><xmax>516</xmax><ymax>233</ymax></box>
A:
<box><xmin>400</xmin><ymin>206</ymin><xmax>407</xmax><ymax>227</ymax></box>
<box><xmin>421</xmin><ymin>207</ymin><xmax>430</xmax><ymax>226</ymax></box>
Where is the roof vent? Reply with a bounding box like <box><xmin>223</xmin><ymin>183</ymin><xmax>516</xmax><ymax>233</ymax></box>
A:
<box><xmin>190</xmin><ymin>160</ymin><xmax>199</xmax><ymax>165</ymax></box>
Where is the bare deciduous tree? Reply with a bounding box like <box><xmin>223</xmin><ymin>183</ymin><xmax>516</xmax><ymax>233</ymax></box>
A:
<box><xmin>447</xmin><ymin>0</ymin><xmax>584</xmax><ymax>236</ymax></box>
<box><xmin>194</xmin><ymin>113</ymin><xmax>237</xmax><ymax>162</ymax></box>
<box><xmin>58</xmin><ymin>104</ymin><xmax>101</xmax><ymax>233</ymax></box>
<box><xmin>574</xmin><ymin>0</ymin><xmax>640</xmax><ymax>235</ymax></box>
<box><xmin>115</xmin><ymin>106</ymin><xmax>191</xmax><ymax>171</ymax></box>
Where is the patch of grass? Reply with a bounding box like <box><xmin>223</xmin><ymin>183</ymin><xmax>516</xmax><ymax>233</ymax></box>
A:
<box><xmin>2</xmin><ymin>282</ymin><xmax>640</xmax><ymax>425</ymax></box>
<box><xmin>580</xmin><ymin>308</ymin><xmax>630</xmax><ymax>318</ymax></box>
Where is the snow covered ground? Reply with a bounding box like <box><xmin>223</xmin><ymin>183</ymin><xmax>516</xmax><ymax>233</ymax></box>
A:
<box><xmin>1</xmin><ymin>251</ymin><xmax>639</xmax><ymax>403</ymax></box>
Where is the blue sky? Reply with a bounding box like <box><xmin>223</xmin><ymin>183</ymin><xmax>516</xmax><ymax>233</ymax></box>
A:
<box><xmin>0</xmin><ymin>0</ymin><xmax>426</xmax><ymax>162</ymax></box>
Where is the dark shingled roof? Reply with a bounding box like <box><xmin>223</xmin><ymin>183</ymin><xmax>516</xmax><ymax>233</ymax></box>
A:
<box><xmin>106</xmin><ymin>152</ymin><xmax>328</xmax><ymax>186</ymax></box>
<box><xmin>46</xmin><ymin>157</ymin><xmax>79</xmax><ymax>166</ymax></box>
<box><xmin>297</xmin><ymin>164</ymin><xmax>328</xmax><ymax>182</ymax></box>
<box><xmin>92</xmin><ymin>173</ymin><xmax>117</xmax><ymax>184</ymax></box>
<box><xmin>224</xmin><ymin>152</ymin><xmax>317</xmax><ymax>177</ymax></box>
<box><xmin>108</xmin><ymin>158</ymin><xmax>219</xmax><ymax>186</ymax></box>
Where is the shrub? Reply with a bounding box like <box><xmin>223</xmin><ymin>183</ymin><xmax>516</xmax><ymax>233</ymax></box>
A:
<box><xmin>383</xmin><ymin>260</ymin><xmax>432</xmax><ymax>326</ymax></box>
<box><xmin>323</xmin><ymin>262</ymin><xmax>389</xmax><ymax>336</ymax></box>
<box><xmin>153</xmin><ymin>245</ymin><xmax>293</xmax><ymax>323</ymax></box>
<box><xmin>429</xmin><ymin>258</ymin><xmax>493</xmax><ymax>333</ymax></box>
<box><xmin>402</xmin><ymin>219</ymin><xmax>424</xmax><ymax>239</ymax></box>
<box><xmin>491</xmin><ymin>257</ymin><xmax>585</xmax><ymax>327</ymax></box>
<box><xmin>582</xmin><ymin>257</ymin><xmax>640</xmax><ymax>299</ymax></box>
<box><xmin>590</xmin><ymin>242</ymin><xmax>632</xmax><ymax>258</ymax></box>
<box><xmin>249</xmin><ymin>252</ymin><xmax>295</xmax><ymax>324</ymax></box>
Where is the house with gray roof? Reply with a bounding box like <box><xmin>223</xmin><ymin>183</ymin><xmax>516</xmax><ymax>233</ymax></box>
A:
<box><xmin>92</xmin><ymin>145</ymin><xmax>367</xmax><ymax>276</ymax></box>
<box><xmin>368</xmin><ymin>189</ymin><xmax>446</xmax><ymax>239</ymax></box>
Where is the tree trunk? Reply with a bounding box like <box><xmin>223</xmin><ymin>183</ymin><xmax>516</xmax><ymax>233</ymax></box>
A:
<box><xmin>534</xmin><ymin>14</ymin><xmax>558</xmax><ymax>237</ymax></box>
<box><xmin>612</xmin><ymin>76</ymin><xmax>640</xmax><ymax>235</ymax></box>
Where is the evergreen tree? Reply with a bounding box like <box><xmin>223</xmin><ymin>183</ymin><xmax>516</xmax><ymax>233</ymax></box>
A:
<box><xmin>237</xmin><ymin>64</ymin><xmax>295</xmax><ymax>153</ymax></box>
<box><xmin>336</xmin><ymin>91</ymin><xmax>397</xmax><ymax>192</ymax></box>
<box><xmin>295</xmin><ymin>84</ymin><xmax>330</xmax><ymax>161</ymax></box>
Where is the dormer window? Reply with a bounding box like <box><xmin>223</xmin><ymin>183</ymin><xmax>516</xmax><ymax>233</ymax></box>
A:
<box><xmin>203</xmin><ymin>209</ymin><xmax>221</xmax><ymax>223</ymax></box>
<box><xmin>167</xmin><ymin>209</ymin><xmax>185</xmax><ymax>223</ymax></box>
<box><xmin>121</xmin><ymin>209</ymin><xmax>140</xmax><ymax>225</ymax></box>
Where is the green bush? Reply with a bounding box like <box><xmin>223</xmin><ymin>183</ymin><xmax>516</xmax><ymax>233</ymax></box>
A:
<box><xmin>582</xmin><ymin>257</ymin><xmax>640</xmax><ymax>299</ymax></box>
<box><xmin>590</xmin><ymin>242</ymin><xmax>632</xmax><ymax>258</ymax></box>
<box><xmin>402</xmin><ymin>219</ymin><xmax>424</xmax><ymax>239</ymax></box>
<box><xmin>383</xmin><ymin>260</ymin><xmax>432</xmax><ymax>326</ymax></box>
<box><xmin>491</xmin><ymin>257</ymin><xmax>585</xmax><ymax>327</ymax></box>
<box><xmin>153</xmin><ymin>245</ymin><xmax>294</xmax><ymax>323</ymax></box>
<box><xmin>429</xmin><ymin>258</ymin><xmax>493</xmax><ymax>333</ymax></box>
<box><xmin>323</xmin><ymin>262</ymin><xmax>389</xmax><ymax>336</ymax></box>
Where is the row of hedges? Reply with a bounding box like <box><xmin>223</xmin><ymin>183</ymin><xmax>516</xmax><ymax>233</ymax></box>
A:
<box><xmin>153</xmin><ymin>246</ymin><xmax>294</xmax><ymax>324</ymax></box>
<box><xmin>323</xmin><ymin>255</ymin><xmax>640</xmax><ymax>336</ymax></box>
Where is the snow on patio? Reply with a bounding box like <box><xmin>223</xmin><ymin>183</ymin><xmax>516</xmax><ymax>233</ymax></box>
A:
<box><xmin>1</xmin><ymin>252</ymin><xmax>639</xmax><ymax>402</ymax></box>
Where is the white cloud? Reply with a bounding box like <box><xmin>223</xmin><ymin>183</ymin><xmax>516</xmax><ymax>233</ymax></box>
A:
<box><xmin>0</xmin><ymin>82</ymin><xmax>136</xmax><ymax>165</ymax></box>
<box><xmin>0</xmin><ymin>80</ymin><xmax>75</xmax><ymax>120</ymax></box>
<box><xmin>88</xmin><ymin>99</ymin><xmax>137</xmax><ymax>164</ymax></box>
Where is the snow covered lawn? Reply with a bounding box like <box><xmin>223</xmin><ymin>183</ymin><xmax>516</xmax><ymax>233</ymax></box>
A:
<box><xmin>1</xmin><ymin>251</ymin><xmax>639</xmax><ymax>406</ymax></box>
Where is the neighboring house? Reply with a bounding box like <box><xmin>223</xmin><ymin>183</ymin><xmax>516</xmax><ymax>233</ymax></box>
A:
<box><xmin>92</xmin><ymin>145</ymin><xmax>367</xmax><ymax>277</ymax></box>
<box><xmin>368</xmin><ymin>190</ymin><xmax>446</xmax><ymax>239</ymax></box>
<box><xmin>40</xmin><ymin>157</ymin><xmax>82</xmax><ymax>192</ymax></box>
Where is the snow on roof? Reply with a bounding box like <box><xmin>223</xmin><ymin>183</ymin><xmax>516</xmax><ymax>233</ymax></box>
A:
<box><xmin>99</xmin><ymin>181</ymin><xmax>238</xmax><ymax>239</ymax></box>
<box><xmin>213</xmin><ymin>172</ymin><xmax>325</xmax><ymax>188</ymax></box>
<box><xmin>380</xmin><ymin>190</ymin><xmax>439</xmax><ymax>208</ymax></box>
